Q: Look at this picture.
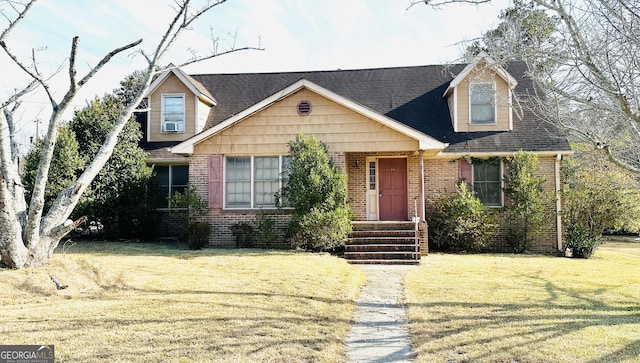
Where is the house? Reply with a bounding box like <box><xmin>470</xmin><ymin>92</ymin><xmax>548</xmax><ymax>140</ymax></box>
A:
<box><xmin>137</xmin><ymin>54</ymin><xmax>572</xmax><ymax>260</ymax></box>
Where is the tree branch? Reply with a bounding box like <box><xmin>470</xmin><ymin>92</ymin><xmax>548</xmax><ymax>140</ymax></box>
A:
<box><xmin>0</xmin><ymin>0</ymin><xmax>36</xmax><ymax>41</ymax></box>
<box><xmin>76</xmin><ymin>38</ymin><xmax>143</xmax><ymax>88</ymax></box>
<box><xmin>602</xmin><ymin>144</ymin><xmax>640</xmax><ymax>173</ymax></box>
<box><xmin>407</xmin><ymin>0</ymin><xmax>491</xmax><ymax>11</ymax></box>
<box><xmin>0</xmin><ymin>78</ymin><xmax>39</xmax><ymax>110</ymax></box>
<box><xmin>178</xmin><ymin>45</ymin><xmax>263</xmax><ymax>67</ymax></box>
<box><xmin>68</xmin><ymin>36</ymin><xmax>78</xmax><ymax>94</ymax></box>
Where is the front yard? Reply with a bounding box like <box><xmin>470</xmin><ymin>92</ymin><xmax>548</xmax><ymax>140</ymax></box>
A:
<box><xmin>405</xmin><ymin>237</ymin><xmax>640</xmax><ymax>363</ymax></box>
<box><xmin>2</xmin><ymin>238</ymin><xmax>639</xmax><ymax>362</ymax></box>
<box><xmin>0</xmin><ymin>242</ymin><xmax>365</xmax><ymax>362</ymax></box>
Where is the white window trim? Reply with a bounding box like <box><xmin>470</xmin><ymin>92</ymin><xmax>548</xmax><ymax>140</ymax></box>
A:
<box><xmin>469</xmin><ymin>82</ymin><xmax>497</xmax><ymax>125</ymax></box>
<box><xmin>161</xmin><ymin>93</ymin><xmax>186</xmax><ymax>133</ymax></box>
<box><xmin>452</xmin><ymin>87</ymin><xmax>458</xmax><ymax>132</ymax></box>
<box><xmin>223</xmin><ymin>155</ymin><xmax>290</xmax><ymax>210</ymax></box>
<box><xmin>472</xmin><ymin>158</ymin><xmax>503</xmax><ymax>207</ymax></box>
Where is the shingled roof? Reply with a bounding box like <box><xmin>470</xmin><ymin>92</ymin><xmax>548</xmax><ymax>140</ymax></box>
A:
<box><xmin>186</xmin><ymin>63</ymin><xmax>570</xmax><ymax>154</ymax></box>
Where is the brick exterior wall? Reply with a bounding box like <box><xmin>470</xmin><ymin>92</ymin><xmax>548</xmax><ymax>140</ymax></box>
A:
<box><xmin>188</xmin><ymin>153</ymin><xmax>347</xmax><ymax>248</ymax></box>
<box><xmin>346</xmin><ymin>153</ymin><xmax>366</xmax><ymax>220</ymax></box>
<box><xmin>423</xmin><ymin>156</ymin><xmax>562</xmax><ymax>254</ymax></box>
<box><xmin>155</xmin><ymin>210</ymin><xmax>186</xmax><ymax>239</ymax></box>
<box><xmin>188</xmin><ymin>152</ymin><xmax>562</xmax><ymax>254</ymax></box>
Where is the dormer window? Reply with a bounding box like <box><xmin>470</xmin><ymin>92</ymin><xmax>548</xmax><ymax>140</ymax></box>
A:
<box><xmin>469</xmin><ymin>82</ymin><xmax>496</xmax><ymax>125</ymax></box>
<box><xmin>162</xmin><ymin>94</ymin><xmax>185</xmax><ymax>132</ymax></box>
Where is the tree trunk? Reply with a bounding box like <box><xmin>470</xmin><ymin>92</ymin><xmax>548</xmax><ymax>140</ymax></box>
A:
<box><xmin>0</xmin><ymin>207</ymin><xmax>28</xmax><ymax>268</ymax></box>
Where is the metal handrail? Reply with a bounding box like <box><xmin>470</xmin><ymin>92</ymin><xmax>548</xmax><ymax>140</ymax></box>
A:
<box><xmin>414</xmin><ymin>199</ymin><xmax>420</xmax><ymax>259</ymax></box>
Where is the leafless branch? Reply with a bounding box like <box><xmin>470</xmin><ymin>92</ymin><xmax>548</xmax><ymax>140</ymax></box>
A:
<box><xmin>0</xmin><ymin>80</ymin><xmax>38</xmax><ymax>109</ymax></box>
<box><xmin>407</xmin><ymin>0</ymin><xmax>491</xmax><ymax>11</ymax></box>
<box><xmin>178</xmin><ymin>45</ymin><xmax>263</xmax><ymax>68</ymax></box>
<box><xmin>76</xmin><ymin>38</ymin><xmax>143</xmax><ymax>89</ymax></box>
<box><xmin>0</xmin><ymin>0</ymin><xmax>35</xmax><ymax>41</ymax></box>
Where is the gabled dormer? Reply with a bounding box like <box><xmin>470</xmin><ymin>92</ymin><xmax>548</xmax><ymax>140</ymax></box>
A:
<box><xmin>444</xmin><ymin>53</ymin><xmax>518</xmax><ymax>133</ymax></box>
<box><xmin>143</xmin><ymin>65</ymin><xmax>217</xmax><ymax>143</ymax></box>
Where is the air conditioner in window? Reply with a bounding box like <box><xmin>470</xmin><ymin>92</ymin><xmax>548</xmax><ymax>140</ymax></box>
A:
<box><xmin>164</xmin><ymin>122</ymin><xmax>179</xmax><ymax>132</ymax></box>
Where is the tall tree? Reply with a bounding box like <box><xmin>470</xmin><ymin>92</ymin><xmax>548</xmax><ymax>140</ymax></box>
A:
<box><xmin>69</xmin><ymin>89</ymin><xmax>155</xmax><ymax>239</ymax></box>
<box><xmin>0</xmin><ymin>0</ymin><xmax>259</xmax><ymax>268</ymax></box>
<box><xmin>22</xmin><ymin>126</ymin><xmax>84</xmax><ymax>211</ymax></box>
<box><xmin>464</xmin><ymin>0</ymin><xmax>556</xmax><ymax>73</ymax></box>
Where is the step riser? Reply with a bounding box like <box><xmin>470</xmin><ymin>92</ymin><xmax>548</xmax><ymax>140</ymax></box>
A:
<box><xmin>351</xmin><ymin>231</ymin><xmax>414</xmax><ymax>237</ymax></box>
<box><xmin>348</xmin><ymin>260</ymin><xmax>420</xmax><ymax>265</ymax></box>
<box><xmin>349</xmin><ymin>238</ymin><xmax>415</xmax><ymax>244</ymax></box>
<box><xmin>352</xmin><ymin>223</ymin><xmax>416</xmax><ymax>231</ymax></box>
<box><xmin>346</xmin><ymin>245</ymin><xmax>417</xmax><ymax>252</ymax></box>
<box><xmin>345</xmin><ymin>251</ymin><xmax>419</xmax><ymax>257</ymax></box>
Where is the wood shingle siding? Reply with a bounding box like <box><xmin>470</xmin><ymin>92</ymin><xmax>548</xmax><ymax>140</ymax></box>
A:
<box><xmin>193</xmin><ymin>89</ymin><xmax>419</xmax><ymax>155</ymax></box>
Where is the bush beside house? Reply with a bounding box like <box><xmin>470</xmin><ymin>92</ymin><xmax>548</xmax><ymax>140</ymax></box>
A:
<box><xmin>562</xmin><ymin>145</ymin><xmax>640</xmax><ymax>258</ymax></box>
<box><xmin>503</xmin><ymin>151</ymin><xmax>555</xmax><ymax>253</ymax></box>
<box><xmin>428</xmin><ymin>182</ymin><xmax>497</xmax><ymax>252</ymax></box>
<box><xmin>280</xmin><ymin>134</ymin><xmax>352</xmax><ymax>252</ymax></box>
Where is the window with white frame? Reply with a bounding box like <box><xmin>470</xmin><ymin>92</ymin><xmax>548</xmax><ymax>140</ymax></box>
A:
<box><xmin>154</xmin><ymin>164</ymin><xmax>189</xmax><ymax>208</ymax></box>
<box><xmin>473</xmin><ymin>158</ymin><xmax>502</xmax><ymax>206</ymax></box>
<box><xmin>162</xmin><ymin>94</ymin><xmax>185</xmax><ymax>132</ymax></box>
<box><xmin>225</xmin><ymin>155</ymin><xmax>290</xmax><ymax>209</ymax></box>
<box><xmin>469</xmin><ymin>82</ymin><xmax>495</xmax><ymax>124</ymax></box>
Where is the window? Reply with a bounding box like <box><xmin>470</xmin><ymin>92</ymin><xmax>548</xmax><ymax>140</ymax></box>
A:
<box><xmin>473</xmin><ymin>158</ymin><xmax>502</xmax><ymax>206</ymax></box>
<box><xmin>225</xmin><ymin>157</ymin><xmax>251</xmax><ymax>208</ymax></box>
<box><xmin>369</xmin><ymin>161</ymin><xmax>376</xmax><ymax>190</ymax></box>
<box><xmin>162</xmin><ymin>94</ymin><xmax>185</xmax><ymax>132</ymax></box>
<box><xmin>470</xmin><ymin>83</ymin><xmax>495</xmax><ymax>124</ymax></box>
<box><xmin>225</xmin><ymin>155</ymin><xmax>290</xmax><ymax>209</ymax></box>
<box><xmin>154</xmin><ymin>165</ymin><xmax>188</xmax><ymax>208</ymax></box>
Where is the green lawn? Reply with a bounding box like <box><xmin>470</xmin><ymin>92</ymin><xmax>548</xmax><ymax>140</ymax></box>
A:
<box><xmin>0</xmin><ymin>241</ymin><xmax>365</xmax><ymax>363</ymax></box>
<box><xmin>405</xmin><ymin>237</ymin><xmax>640</xmax><ymax>363</ymax></box>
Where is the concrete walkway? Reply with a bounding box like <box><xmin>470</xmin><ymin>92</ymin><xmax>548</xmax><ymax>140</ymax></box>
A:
<box><xmin>345</xmin><ymin>265</ymin><xmax>416</xmax><ymax>363</ymax></box>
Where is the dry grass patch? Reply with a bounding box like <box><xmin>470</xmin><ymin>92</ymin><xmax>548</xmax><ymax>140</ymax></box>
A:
<box><xmin>0</xmin><ymin>241</ymin><xmax>365</xmax><ymax>362</ymax></box>
<box><xmin>406</xmin><ymin>239</ymin><xmax>640</xmax><ymax>363</ymax></box>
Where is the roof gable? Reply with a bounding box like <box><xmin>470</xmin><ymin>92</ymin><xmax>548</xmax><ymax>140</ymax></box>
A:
<box><xmin>171</xmin><ymin>78</ymin><xmax>448</xmax><ymax>154</ymax></box>
<box><xmin>444</xmin><ymin>53</ymin><xmax>518</xmax><ymax>97</ymax></box>
<box><xmin>146</xmin><ymin>64</ymin><xmax>217</xmax><ymax>105</ymax></box>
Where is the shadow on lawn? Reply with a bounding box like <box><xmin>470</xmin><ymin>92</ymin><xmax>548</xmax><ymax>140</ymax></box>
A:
<box><xmin>5</xmin><ymin>286</ymin><xmax>355</xmax><ymax>362</ymax></box>
<box><xmin>408</xmin><ymin>276</ymin><xmax>640</xmax><ymax>362</ymax></box>
<box><xmin>57</xmin><ymin>240</ymin><xmax>295</xmax><ymax>258</ymax></box>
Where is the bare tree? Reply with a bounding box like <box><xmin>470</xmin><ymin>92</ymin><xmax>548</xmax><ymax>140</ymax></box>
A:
<box><xmin>451</xmin><ymin>0</ymin><xmax>640</xmax><ymax>172</ymax></box>
<box><xmin>530</xmin><ymin>0</ymin><xmax>640</xmax><ymax>173</ymax></box>
<box><xmin>0</xmin><ymin>0</ymin><xmax>259</xmax><ymax>268</ymax></box>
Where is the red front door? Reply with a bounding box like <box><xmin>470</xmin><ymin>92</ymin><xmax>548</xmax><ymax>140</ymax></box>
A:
<box><xmin>378</xmin><ymin>158</ymin><xmax>408</xmax><ymax>220</ymax></box>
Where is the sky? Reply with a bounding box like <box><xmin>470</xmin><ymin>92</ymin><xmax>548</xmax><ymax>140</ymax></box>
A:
<box><xmin>1</xmin><ymin>0</ymin><xmax>512</xmax><ymax>153</ymax></box>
